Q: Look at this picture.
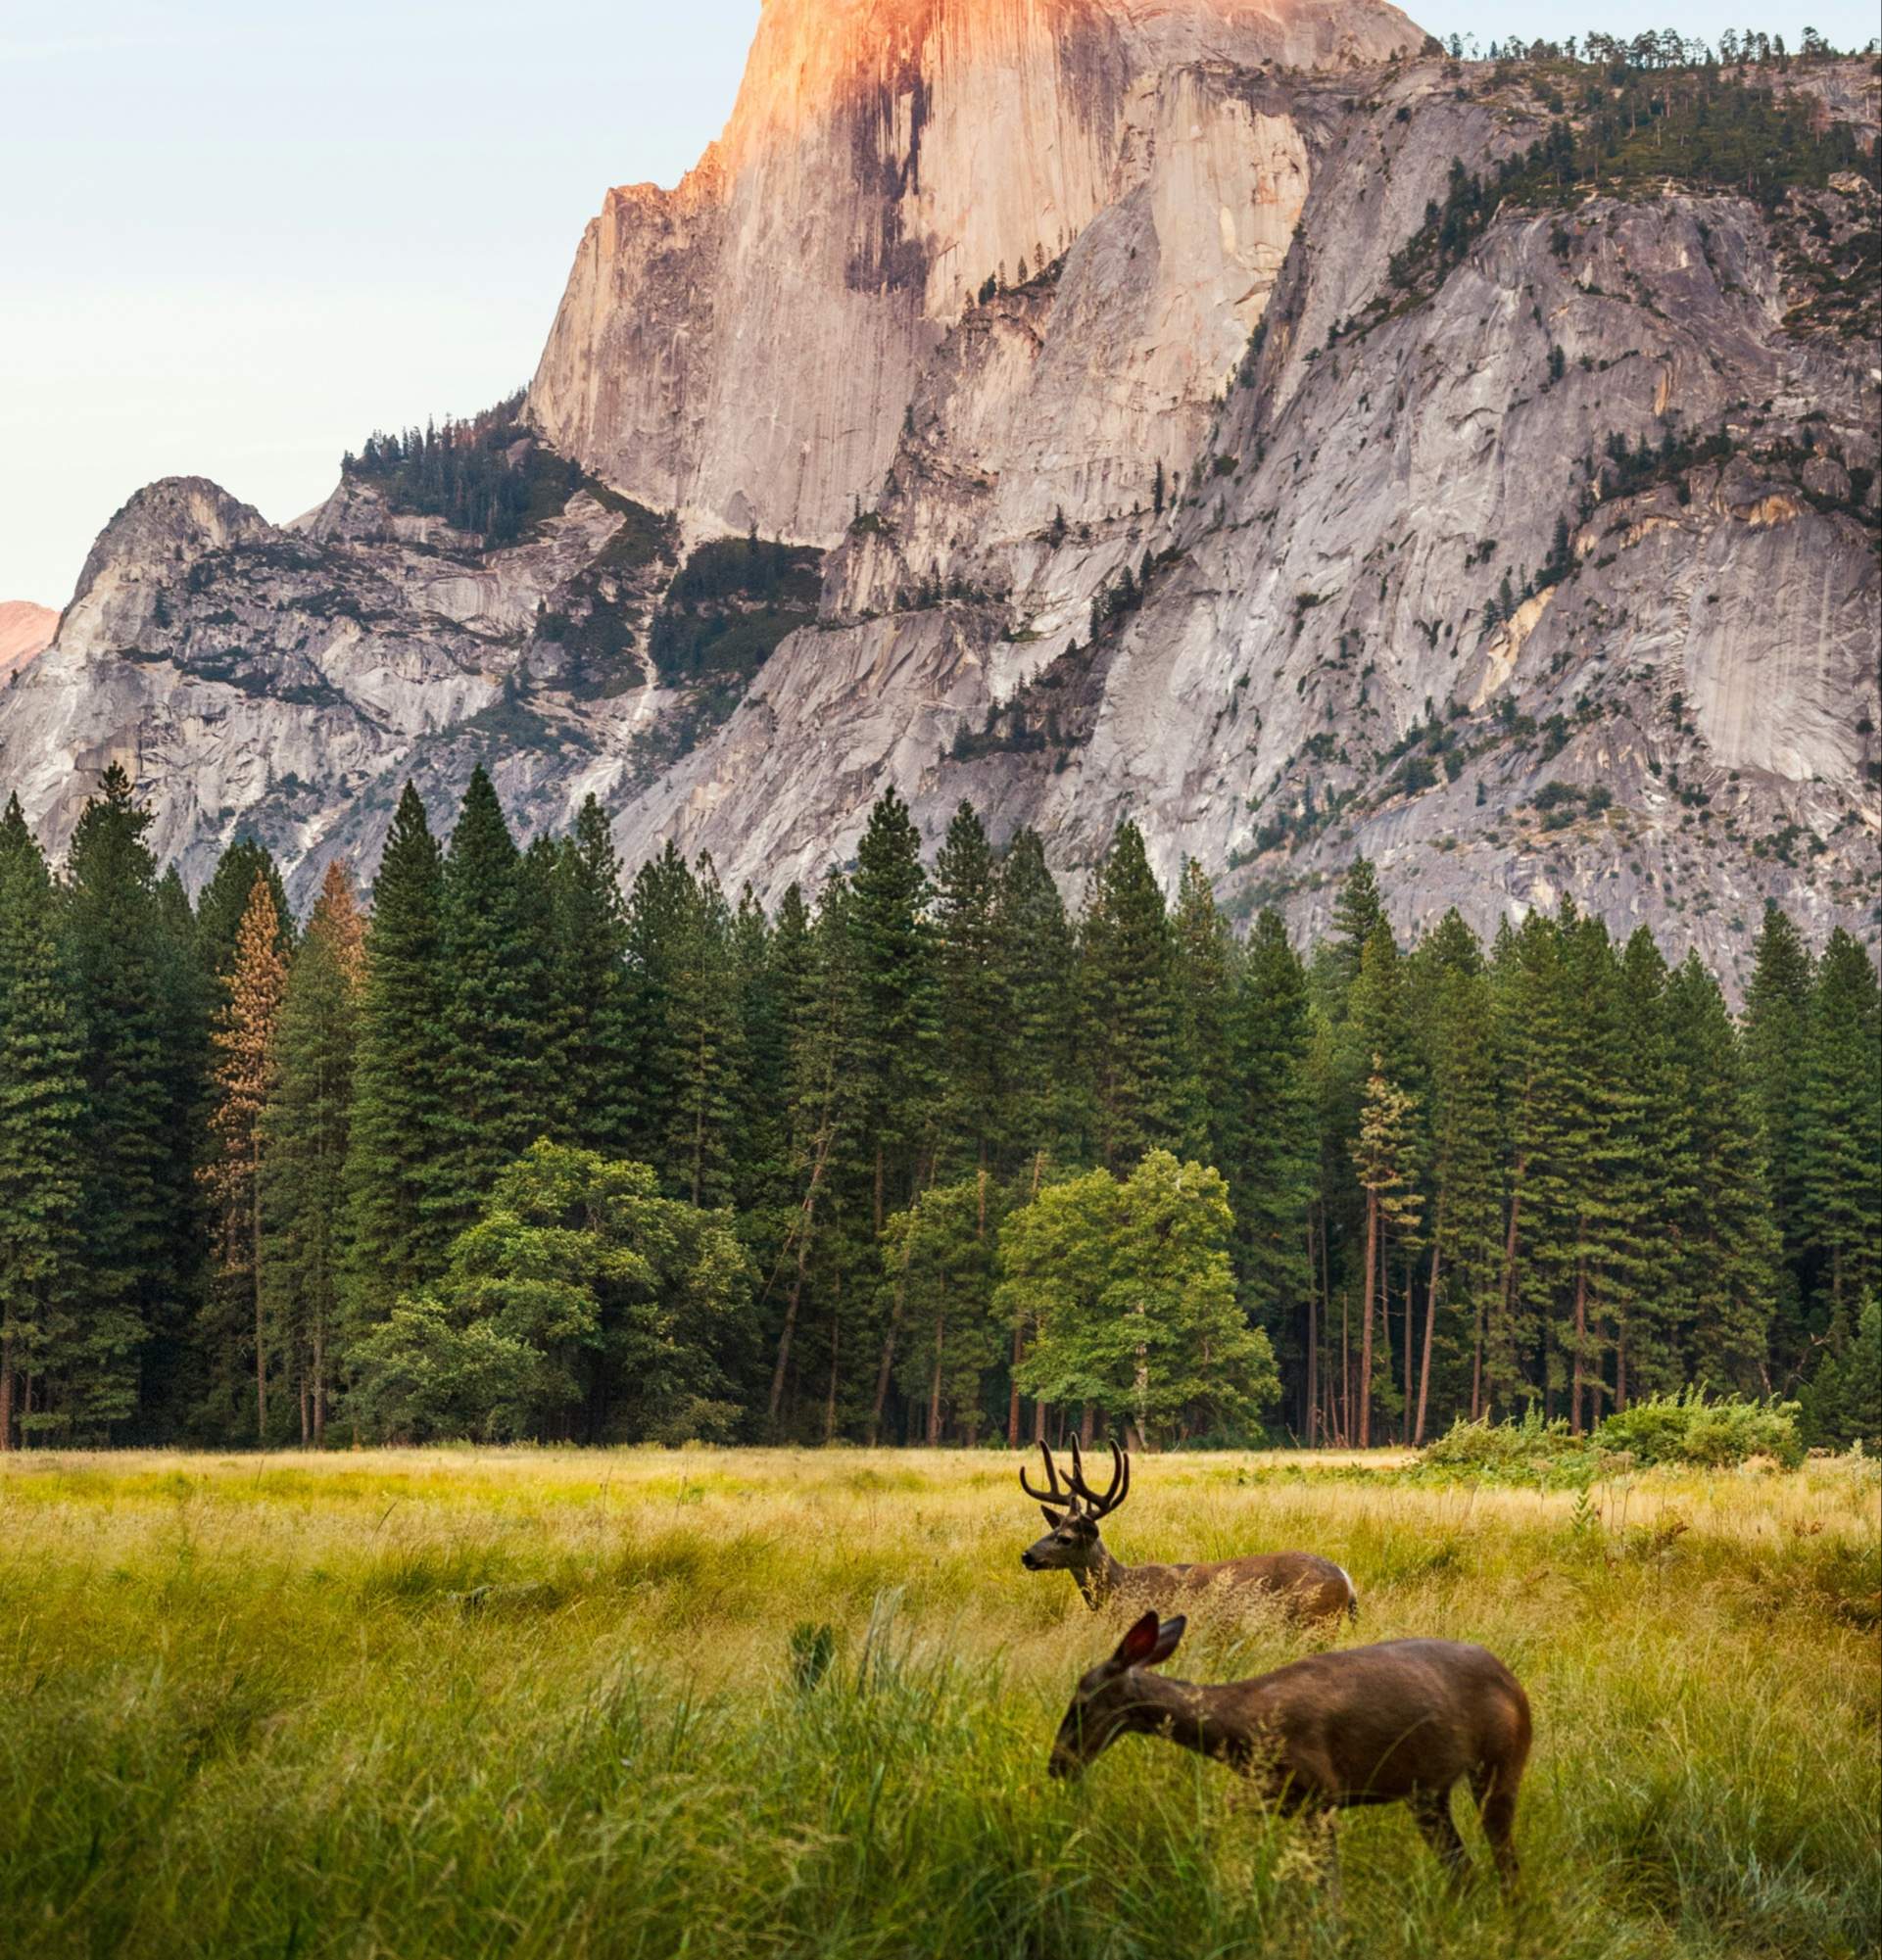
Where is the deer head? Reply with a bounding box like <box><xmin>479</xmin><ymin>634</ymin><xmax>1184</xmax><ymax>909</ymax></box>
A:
<box><xmin>1018</xmin><ymin>1437</ymin><xmax>1130</xmax><ymax>1577</ymax></box>
<box><xmin>1048</xmin><ymin>1609</ymin><xmax>1186</xmax><ymax>1777</ymax></box>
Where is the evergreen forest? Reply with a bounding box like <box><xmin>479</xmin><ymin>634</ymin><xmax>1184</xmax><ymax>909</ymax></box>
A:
<box><xmin>0</xmin><ymin>768</ymin><xmax>1875</xmax><ymax>1454</ymax></box>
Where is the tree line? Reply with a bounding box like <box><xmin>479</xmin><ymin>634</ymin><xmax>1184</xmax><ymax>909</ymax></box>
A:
<box><xmin>0</xmin><ymin>769</ymin><xmax>1876</xmax><ymax>1452</ymax></box>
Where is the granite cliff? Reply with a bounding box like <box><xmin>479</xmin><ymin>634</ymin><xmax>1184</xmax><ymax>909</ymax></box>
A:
<box><xmin>1</xmin><ymin>5</ymin><xmax>1875</xmax><ymax>982</ymax></box>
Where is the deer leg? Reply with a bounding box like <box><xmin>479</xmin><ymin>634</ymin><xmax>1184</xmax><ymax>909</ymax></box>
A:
<box><xmin>1469</xmin><ymin>1763</ymin><xmax>1521</xmax><ymax>1892</ymax></box>
<box><xmin>1409</xmin><ymin>1788</ymin><xmax>1472</xmax><ymax>1886</ymax></box>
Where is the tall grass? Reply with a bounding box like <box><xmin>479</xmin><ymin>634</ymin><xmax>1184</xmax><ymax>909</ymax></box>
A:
<box><xmin>1</xmin><ymin>1448</ymin><xmax>1875</xmax><ymax>1958</ymax></box>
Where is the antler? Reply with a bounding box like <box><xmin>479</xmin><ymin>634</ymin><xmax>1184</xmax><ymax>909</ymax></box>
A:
<box><xmin>1068</xmin><ymin>1437</ymin><xmax>1130</xmax><ymax>1520</ymax></box>
<box><xmin>1019</xmin><ymin>1440</ymin><xmax>1072</xmax><ymax>1513</ymax></box>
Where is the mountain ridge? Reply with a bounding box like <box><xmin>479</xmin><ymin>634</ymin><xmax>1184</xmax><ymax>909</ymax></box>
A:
<box><xmin>0</xmin><ymin>20</ymin><xmax>1875</xmax><ymax>990</ymax></box>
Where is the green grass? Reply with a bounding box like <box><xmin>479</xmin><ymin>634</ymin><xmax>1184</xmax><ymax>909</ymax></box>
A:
<box><xmin>1</xmin><ymin>1448</ymin><xmax>1875</xmax><ymax>1958</ymax></box>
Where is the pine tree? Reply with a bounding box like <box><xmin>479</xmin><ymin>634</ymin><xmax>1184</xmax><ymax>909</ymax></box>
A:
<box><xmin>436</xmin><ymin>767</ymin><xmax>551</xmax><ymax>1231</ymax></box>
<box><xmin>1743</xmin><ymin>903</ymin><xmax>1814</xmax><ymax>1368</ymax></box>
<box><xmin>196</xmin><ymin>837</ymin><xmax>294</xmax><ymax>986</ymax></box>
<box><xmin>1795</xmin><ymin>930</ymin><xmax>1882</xmax><ymax>1324</ymax></box>
<box><xmin>1351</xmin><ymin>1057</ymin><xmax>1422</xmax><ymax>1445</ymax></box>
<box><xmin>1227</xmin><ymin>911</ymin><xmax>1319</xmax><ymax>1425</ymax></box>
<box><xmin>1170</xmin><ymin>858</ymin><xmax>1237</xmax><ymax>1168</ymax></box>
<box><xmin>848</xmin><ymin>789</ymin><xmax>940</xmax><ymax>1227</ymax></box>
<box><xmin>261</xmin><ymin>861</ymin><xmax>363</xmax><ymax>1446</ymax></box>
<box><xmin>0</xmin><ymin>816</ymin><xmax>84</xmax><ymax>1449</ymax></box>
<box><xmin>662</xmin><ymin>855</ymin><xmax>747</xmax><ymax>1210</ymax></box>
<box><xmin>1327</xmin><ymin>856</ymin><xmax>1387</xmax><ymax>1002</ymax></box>
<box><xmin>1664</xmin><ymin>953</ymin><xmax>1779</xmax><ymax>1392</ymax></box>
<box><xmin>995</xmin><ymin>829</ymin><xmax>1084</xmax><ymax>1168</ymax></box>
<box><xmin>202</xmin><ymin>877</ymin><xmax>289</xmax><ymax>1439</ymax></box>
<box><xmin>61</xmin><ymin>766</ymin><xmax>183</xmax><ymax>1434</ymax></box>
<box><xmin>1408</xmin><ymin>911</ymin><xmax>1503</xmax><ymax>1441</ymax></box>
<box><xmin>343</xmin><ymin>784</ymin><xmax>452</xmax><ymax>1320</ymax></box>
<box><xmin>1080</xmin><ymin>822</ymin><xmax>1182</xmax><ymax>1169</ymax></box>
<box><xmin>548</xmin><ymin>797</ymin><xmax>637</xmax><ymax>1156</ymax></box>
<box><xmin>932</xmin><ymin>803</ymin><xmax>1006</xmax><ymax>1176</ymax></box>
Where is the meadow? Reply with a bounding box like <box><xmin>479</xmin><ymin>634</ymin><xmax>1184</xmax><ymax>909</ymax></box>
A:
<box><xmin>0</xmin><ymin>1447</ymin><xmax>1876</xmax><ymax>1960</ymax></box>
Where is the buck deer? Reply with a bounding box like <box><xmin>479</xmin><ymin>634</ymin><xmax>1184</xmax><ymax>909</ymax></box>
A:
<box><xmin>1049</xmin><ymin>1611</ymin><xmax>1530</xmax><ymax>1889</ymax></box>
<box><xmin>1018</xmin><ymin>1439</ymin><xmax>1357</xmax><ymax>1623</ymax></box>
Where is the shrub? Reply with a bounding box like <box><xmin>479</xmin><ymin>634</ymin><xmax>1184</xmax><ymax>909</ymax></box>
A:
<box><xmin>1598</xmin><ymin>1389</ymin><xmax>1804</xmax><ymax>1469</ymax></box>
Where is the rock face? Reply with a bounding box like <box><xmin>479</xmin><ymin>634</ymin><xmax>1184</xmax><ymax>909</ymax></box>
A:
<box><xmin>1</xmin><ymin>8</ymin><xmax>1876</xmax><ymax>988</ymax></box>
<box><xmin>0</xmin><ymin>601</ymin><xmax>56</xmax><ymax>686</ymax></box>
<box><xmin>528</xmin><ymin>0</ymin><xmax>1424</xmax><ymax>542</ymax></box>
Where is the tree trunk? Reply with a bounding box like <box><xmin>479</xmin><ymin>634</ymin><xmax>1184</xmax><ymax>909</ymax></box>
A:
<box><xmin>1079</xmin><ymin>1402</ymin><xmax>1094</xmax><ymax>1447</ymax></box>
<box><xmin>868</xmin><ymin>1217</ymin><xmax>919</xmax><ymax>1447</ymax></box>
<box><xmin>1358</xmin><ymin>1190</ymin><xmax>1378</xmax><ymax>1448</ymax></box>
<box><xmin>768</xmin><ymin>1128</ymin><xmax>833</xmax><ymax>1428</ymax></box>
<box><xmin>313</xmin><ymin>1315</ymin><xmax>325</xmax><ymax>1450</ymax></box>
<box><xmin>927</xmin><ymin>1278</ymin><xmax>946</xmax><ymax>1447</ymax></box>
<box><xmin>1416</xmin><ymin>1190</ymin><xmax>1444</xmax><ymax>1446</ymax></box>
<box><xmin>0</xmin><ymin>1326</ymin><xmax>13</xmax><ymax>1453</ymax></box>
<box><xmin>1401</xmin><ymin>1245</ymin><xmax>1414</xmax><ymax>1445</ymax></box>
<box><xmin>253</xmin><ymin>1167</ymin><xmax>266</xmax><ymax>1444</ymax></box>
<box><xmin>825</xmin><ymin>1269</ymin><xmax>842</xmax><ymax>1445</ymax></box>
<box><xmin>1340</xmin><ymin>1292</ymin><xmax>1351</xmax><ymax>1447</ymax></box>
<box><xmin>1571</xmin><ymin>1256</ymin><xmax>1589</xmax><ymax>1435</ymax></box>
<box><xmin>1305</xmin><ymin>1219</ymin><xmax>1320</xmax><ymax>1447</ymax></box>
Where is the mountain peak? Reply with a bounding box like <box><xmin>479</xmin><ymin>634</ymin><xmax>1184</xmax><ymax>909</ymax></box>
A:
<box><xmin>0</xmin><ymin>601</ymin><xmax>57</xmax><ymax>685</ymax></box>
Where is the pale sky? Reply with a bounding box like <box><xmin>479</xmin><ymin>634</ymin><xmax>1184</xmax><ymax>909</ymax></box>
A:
<box><xmin>3</xmin><ymin>1</ymin><xmax>1873</xmax><ymax>607</ymax></box>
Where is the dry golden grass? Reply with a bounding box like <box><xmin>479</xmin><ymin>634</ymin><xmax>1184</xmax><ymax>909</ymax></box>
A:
<box><xmin>1</xmin><ymin>1446</ymin><xmax>1876</xmax><ymax>1957</ymax></box>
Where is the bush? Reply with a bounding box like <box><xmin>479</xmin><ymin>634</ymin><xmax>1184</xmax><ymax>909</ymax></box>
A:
<box><xmin>1597</xmin><ymin>1388</ymin><xmax>1803</xmax><ymax>1468</ymax></box>
<box><xmin>1417</xmin><ymin>1391</ymin><xmax>1804</xmax><ymax>1484</ymax></box>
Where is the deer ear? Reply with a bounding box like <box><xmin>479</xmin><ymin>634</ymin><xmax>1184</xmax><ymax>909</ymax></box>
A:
<box><xmin>1146</xmin><ymin>1616</ymin><xmax>1185</xmax><ymax>1667</ymax></box>
<box><xmin>1039</xmin><ymin>1506</ymin><xmax>1064</xmax><ymax>1528</ymax></box>
<box><xmin>1115</xmin><ymin>1610</ymin><xmax>1164</xmax><ymax>1667</ymax></box>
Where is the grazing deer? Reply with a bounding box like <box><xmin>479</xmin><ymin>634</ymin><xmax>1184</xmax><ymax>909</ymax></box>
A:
<box><xmin>1019</xmin><ymin>1439</ymin><xmax>1358</xmax><ymax>1624</ymax></box>
<box><xmin>1049</xmin><ymin>1611</ymin><xmax>1530</xmax><ymax>1889</ymax></box>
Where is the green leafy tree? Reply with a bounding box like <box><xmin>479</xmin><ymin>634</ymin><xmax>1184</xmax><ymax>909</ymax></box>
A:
<box><xmin>1003</xmin><ymin>1150</ymin><xmax>1279</xmax><ymax>1446</ymax></box>
<box><xmin>349</xmin><ymin>1141</ymin><xmax>755</xmax><ymax>1443</ymax></box>
<box><xmin>1743</xmin><ymin>903</ymin><xmax>1814</xmax><ymax>1365</ymax></box>
<box><xmin>885</xmin><ymin>1177</ymin><xmax>1000</xmax><ymax>1444</ymax></box>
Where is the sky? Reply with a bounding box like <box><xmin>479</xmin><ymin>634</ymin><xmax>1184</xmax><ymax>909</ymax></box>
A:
<box><xmin>3</xmin><ymin>0</ymin><xmax>1874</xmax><ymax>607</ymax></box>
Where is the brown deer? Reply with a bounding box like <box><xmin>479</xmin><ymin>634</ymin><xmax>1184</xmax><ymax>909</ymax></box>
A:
<box><xmin>1018</xmin><ymin>1439</ymin><xmax>1357</xmax><ymax>1624</ymax></box>
<box><xmin>1048</xmin><ymin>1611</ymin><xmax>1530</xmax><ymax>1889</ymax></box>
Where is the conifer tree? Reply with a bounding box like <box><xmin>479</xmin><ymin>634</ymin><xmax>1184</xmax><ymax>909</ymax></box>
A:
<box><xmin>61</xmin><ymin>766</ymin><xmax>183</xmax><ymax>1434</ymax></box>
<box><xmin>261</xmin><ymin>860</ymin><xmax>362</xmax><ymax>1445</ymax></box>
<box><xmin>196</xmin><ymin>838</ymin><xmax>294</xmax><ymax>985</ymax></box>
<box><xmin>1664</xmin><ymin>953</ymin><xmax>1779</xmax><ymax>1391</ymax></box>
<box><xmin>848</xmin><ymin>789</ymin><xmax>940</xmax><ymax>1226</ymax></box>
<box><xmin>1611</xmin><ymin>927</ymin><xmax>1689</xmax><ymax>1405</ymax></box>
<box><xmin>547</xmin><ymin>797</ymin><xmax>637</xmax><ymax>1157</ymax></box>
<box><xmin>1080</xmin><ymin>822</ymin><xmax>1182</xmax><ymax>1169</ymax></box>
<box><xmin>662</xmin><ymin>855</ymin><xmax>747</xmax><ymax>1211</ymax></box>
<box><xmin>1227</xmin><ymin>911</ymin><xmax>1318</xmax><ymax>1412</ymax></box>
<box><xmin>1408</xmin><ymin>910</ymin><xmax>1503</xmax><ymax>1441</ymax></box>
<box><xmin>1795</xmin><ymin>930</ymin><xmax>1882</xmax><ymax>1322</ymax></box>
<box><xmin>1744</xmin><ymin>903</ymin><xmax>1814</xmax><ymax>1363</ymax></box>
<box><xmin>436</xmin><ymin>767</ymin><xmax>550</xmax><ymax>1231</ymax></box>
<box><xmin>1170</xmin><ymin>858</ymin><xmax>1237</xmax><ymax>1168</ymax></box>
<box><xmin>0</xmin><ymin>814</ymin><xmax>84</xmax><ymax>1449</ymax></box>
<box><xmin>1351</xmin><ymin>1057</ymin><xmax>1422</xmax><ymax>1445</ymax></box>
<box><xmin>995</xmin><ymin>829</ymin><xmax>1084</xmax><ymax>1168</ymax></box>
<box><xmin>343</xmin><ymin>784</ymin><xmax>451</xmax><ymax>1319</ymax></box>
<box><xmin>932</xmin><ymin>803</ymin><xmax>1006</xmax><ymax>1176</ymax></box>
<box><xmin>1327</xmin><ymin>856</ymin><xmax>1387</xmax><ymax>1002</ymax></box>
<box><xmin>202</xmin><ymin>877</ymin><xmax>289</xmax><ymax>1439</ymax></box>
